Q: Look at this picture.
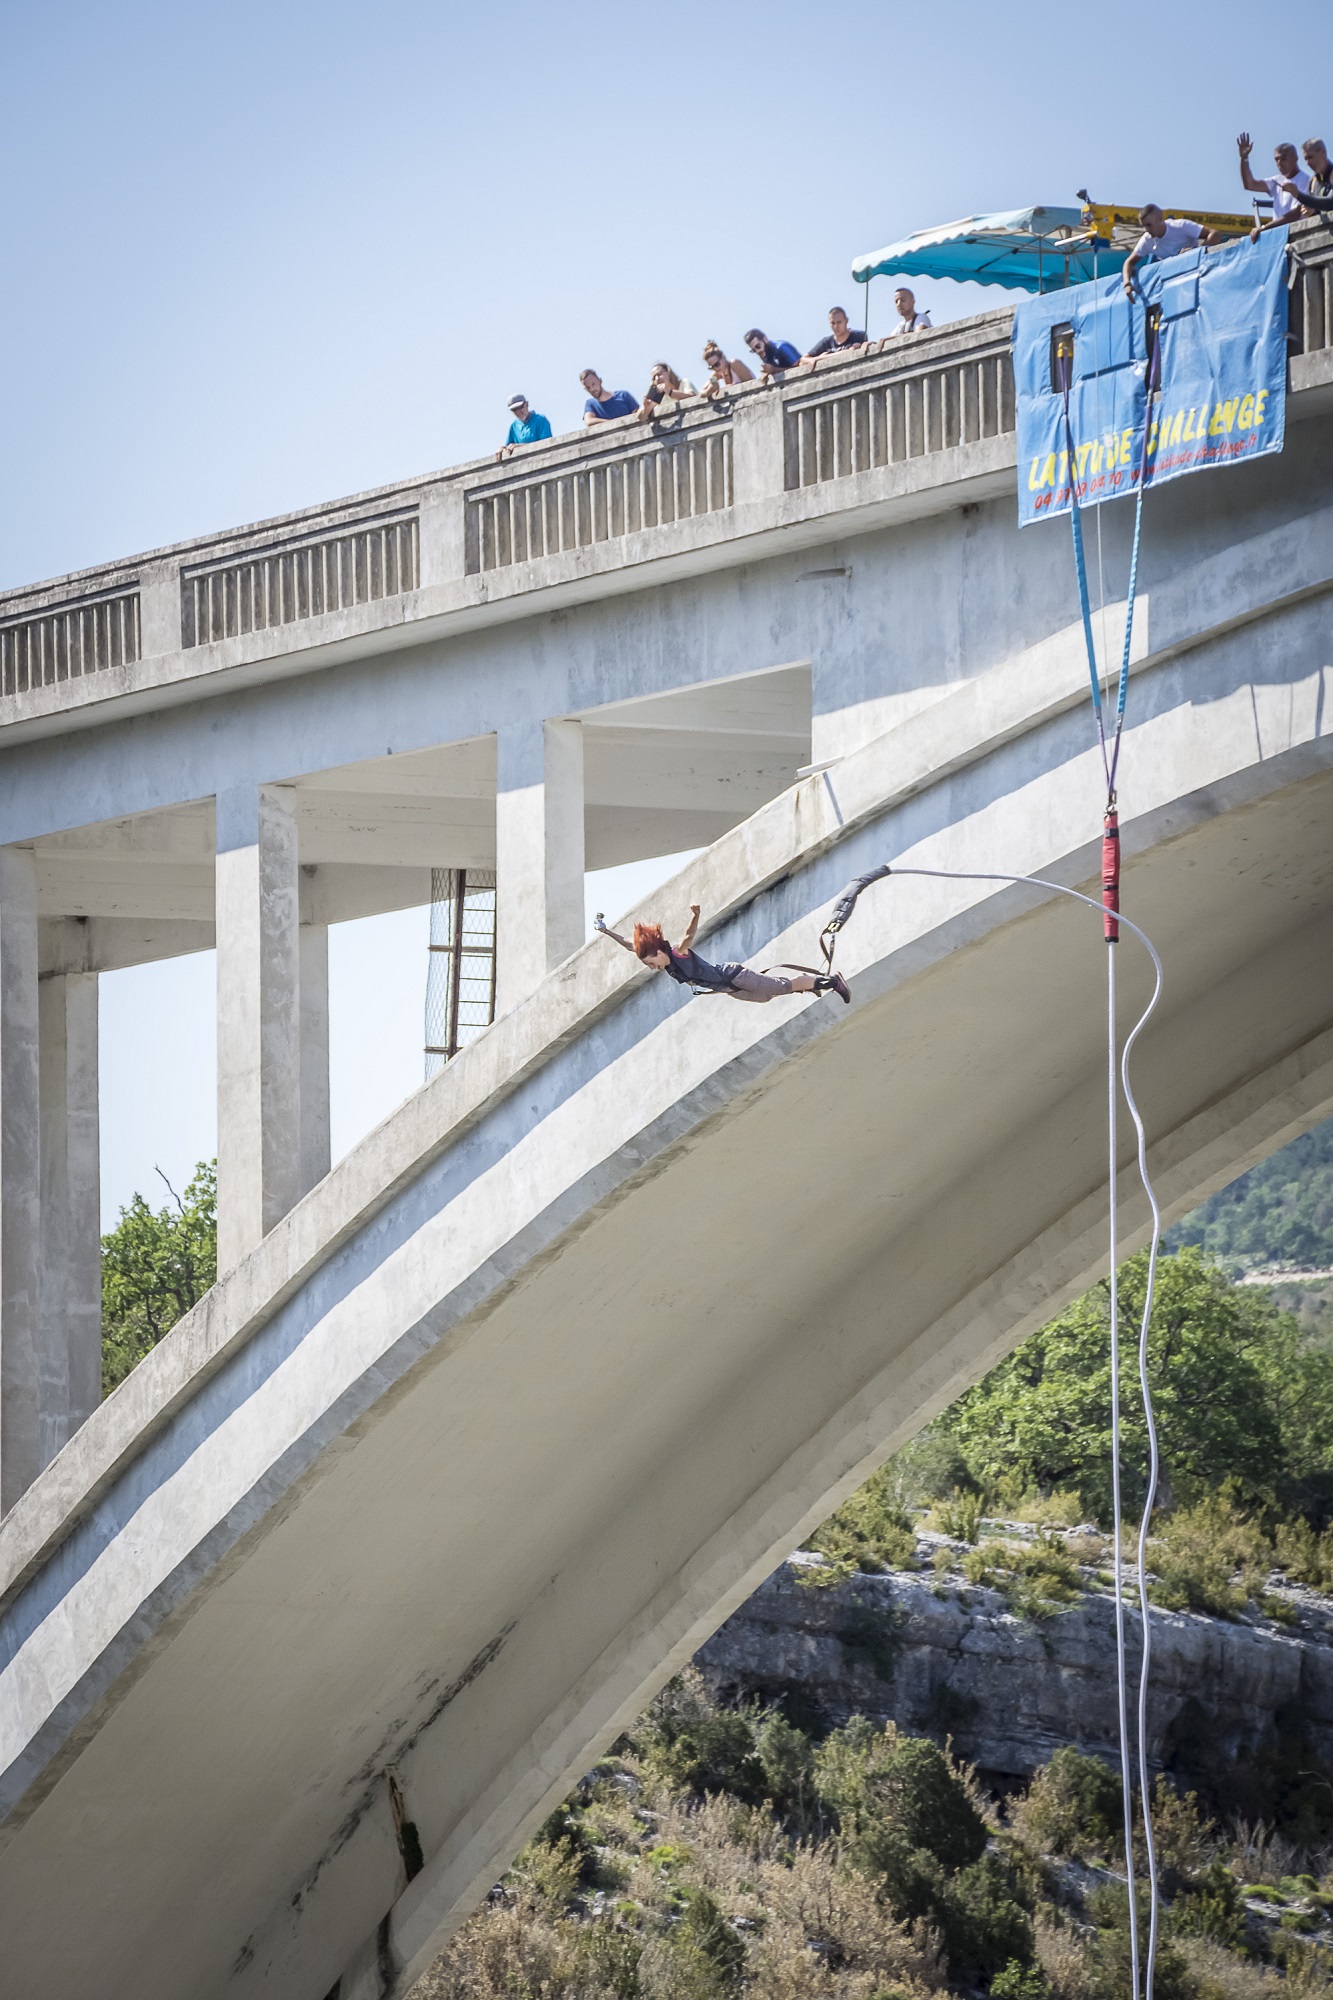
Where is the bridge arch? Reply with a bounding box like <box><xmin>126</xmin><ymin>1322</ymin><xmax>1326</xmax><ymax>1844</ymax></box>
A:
<box><xmin>1</xmin><ymin>578</ymin><xmax>1330</xmax><ymax>1998</ymax></box>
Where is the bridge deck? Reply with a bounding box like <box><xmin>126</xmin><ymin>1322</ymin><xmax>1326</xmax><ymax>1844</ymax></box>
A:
<box><xmin>2</xmin><ymin>215</ymin><xmax>1330</xmax><ymax>744</ymax></box>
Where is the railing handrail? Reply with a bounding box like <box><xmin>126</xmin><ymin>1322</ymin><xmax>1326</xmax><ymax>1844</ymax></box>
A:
<box><xmin>2</xmin><ymin>218</ymin><xmax>1329</xmax><ymax>625</ymax></box>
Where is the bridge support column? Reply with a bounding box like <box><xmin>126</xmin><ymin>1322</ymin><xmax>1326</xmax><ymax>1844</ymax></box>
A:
<box><xmin>38</xmin><ymin>971</ymin><xmax>101</xmax><ymax>1458</ymax></box>
<box><xmin>495</xmin><ymin>719</ymin><xmax>584</xmax><ymax>1014</ymax></box>
<box><xmin>0</xmin><ymin>847</ymin><xmax>40</xmax><ymax>1513</ymax></box>
<box><xmin>299</xmin><ymin>918</ymin><xmax>331</xmax><ymax>1196</ymax></box>
<box><xmin>216</xmin><ymin>786</ymin><xmax>302</xmax><ymax>1273</ymax></box>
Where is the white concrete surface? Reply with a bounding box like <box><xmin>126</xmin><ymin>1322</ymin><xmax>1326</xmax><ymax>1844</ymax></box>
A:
<box><xmin>0</xmin><ymin>591</ymin><xmax>1328</xmax><ymax>1997</ymax></box>
<box><xmin>0</xmin><ymin>249</ymin><xmax>1331</xmax><ymax>1991</ymax></box>
<box><xmin>495</xmin><ymin>718</ymin><xmax>585</xmax><ymax>1013</ymax></box>
<box><xmin>298</xmin><ymin>921</ymin><xmax>331</xmax><ymax>1197</ymax></box>
<box><xmin>0</xmin><ymin>846</ymin><xmax>40</xmax><ymax>1512</ymax></box>
<box><xmin>37</xmin><ymin>971</ymin><xmax>100</xmax><ymax>1454</ymax></box>
<box><xmin>216</xmin><ymin>786</ymin><xmax>303</xmax><ymax>1271</ymax></box>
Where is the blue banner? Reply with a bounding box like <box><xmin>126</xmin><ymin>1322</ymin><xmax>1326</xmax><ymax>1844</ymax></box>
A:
<box><xmin>1012</xmin><ymin>229</ymin><xmax>1288</xmax><ymax>526</ymax></box>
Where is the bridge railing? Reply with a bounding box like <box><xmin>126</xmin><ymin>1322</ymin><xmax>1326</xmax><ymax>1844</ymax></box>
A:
<box><xmin>782</xmin><ymin>320</ymin><xmax>1014</xmax><ymax>489</ymax></box>
<box><xmin>465</xmin><ymin>415</ymin><xmax>733</xmax><ymax>574</ymax></box>
<box><xmin>2</xmin><ymin>221</ymin><xmax>1329</xmax><ymax>709</ymax></box>
<box><xmin>1</xmin><ymin>578</ymin><xmax>141</xmax><ymax>699</ymax></box>
<box><xmin>179</xmin><ymin>507</ymin><xmax>420</xmax><ymax>649</ymax></box>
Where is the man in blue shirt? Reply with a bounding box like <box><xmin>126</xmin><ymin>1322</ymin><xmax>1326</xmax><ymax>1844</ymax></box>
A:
<box><xmin>496</xmin><ymin>395</ymin><xmax>553</xmax><ymax>461</ymax></box>
<box><xmin>580</xmin><ymin>369</ymin><xmax>640</xmax><ymax>424</ymax></box>
<box><xmin>744</xmin><ymin>328</ymin><xmax>801</xmax><ymax>378</ymax></box>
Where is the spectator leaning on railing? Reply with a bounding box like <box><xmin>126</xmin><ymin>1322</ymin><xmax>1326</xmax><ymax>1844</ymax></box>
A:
<box><xmin>801</xmin><ymin>305</ymin><xmax>869</xmax><ymax>369</ymax></box>
<box><xmin>495</xmin><ymin>394</ymin><xmax>552</xmax><ymax>462</ymax></box>
<box><xmin>700</xmin><ymin>341</ymin><xmax>754</xmax><ymax>397</ymax></box>
<box><xmin>744</xmin><ymin>328</ymin><xmax>801</xmax><ymax>379</ymax></box>
<box><xmin>1122</xmin><ymin>205</ymin><xmax>1224</xmax><ymax>297</ymax></box>
<box><xmin>637</xmin><ymin>361</ymin><xmax>696</xmax><ymax>421</ymax></box>
<box><xmin>580</xmin><ymin>370</ymin><xmax>640</xmax><ymax>425</ymax></box>
<box><xmin>1238</xmin><ymin>131</ymin><xmax>1311</xmax><ymax>230</ymax></box>
<box><xmin>890</xmin><ymin>286</ymin><xmax>932</xmax><ymax>335</ymax></box>
<box><xmin>1286</xmin><ymin>137</ymin><xmax>1333</xmax><ymax>214</ymax></box>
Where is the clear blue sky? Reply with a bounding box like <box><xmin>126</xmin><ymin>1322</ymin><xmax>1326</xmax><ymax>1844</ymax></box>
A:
<box><xmin>2</xmin><ymin>0</ymin><xmax>1319</xmax><ymax>1222</ymax></box>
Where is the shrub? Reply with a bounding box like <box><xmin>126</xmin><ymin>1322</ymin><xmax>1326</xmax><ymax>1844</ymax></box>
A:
<box><xmin>1274</xmin><ymin>1518</ymin><xmax>1333</xmax><ymax>1593</ymax></box>
<box><xmin>1176</xmin><ymin>1936</ymin><xmax>1285</xmax><ymax>2000</ymax></box>
<box><xmin>1150</xmin><ymin>1495</ymin><xmax>1274</xmax><ymax>1618</ymax></box>
<box><xmin>1082</xmin><ymin>1887</ymin><xmax>1196</xmax><ymax>2000</ymax></box>
<box><xmin>808</xmin><ymin>1463</ymin><xmax>920</xmax><ymax>1572</ymax></box>
<box><xmin>1146</xmin><ymin>1776</ymin><xmax>1216</xmax><ymax>1888</ymax></box>
<box><xmin>992</xmin><ymin>1956</ymin><xmax>1051</xmax><ymax>1999</ymax></box>
<box><xmin>934</xmin><ymin>1851</ymin><xmax>1034</xmax><ymax>1983</ymax></box>
<box><xmin>668</xmin><ymin>1888</ymin><xmax>746</xmax><ymax>1992</ymax></box>
<box><xmin>1172</xmin><ymin>1863</ymin><xmax>1246</xmax><ymax>1947</ymax></box>
<box><xmin>931</xmin><ymin>1489</ymin><xmax>984</xmax><ymax>1545</ymax></box>
<box><xmin>634</xmin><ymin>1673</ymin><xmax>765</xmax><ymax>1802</ymax></box>
<box><xmin>959</xmin><ymin>1538</ymin><xmax>1084</xmax><ymax>1619</ymax></box>
<box><xmin>1011</xmin><ymin>1748</ymin><xmax>1123</xmax><ymax>1862</ymax></box>
<box><xmin>815</xmin><ymin>1720</ymin><xmax>988</xmax><ymax>1872</ymax></box>
<box><xmin>752</xmin><ymin>1710</ymin><xmax>817</xmax><ymax>1826</ymax></box>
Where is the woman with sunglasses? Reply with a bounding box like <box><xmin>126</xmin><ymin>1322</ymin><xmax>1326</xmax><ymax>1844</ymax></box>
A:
<box><xmin>700</xmin><ymin>341</ymin><xmax>755</xmax><ymax>398</ymax></box>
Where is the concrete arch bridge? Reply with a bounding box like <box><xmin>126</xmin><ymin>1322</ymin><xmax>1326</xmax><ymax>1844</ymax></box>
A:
<box><xmin>0</xmin><ymin>247</ymin><xmax>1331</xmax><ymax>1997</ymax></box>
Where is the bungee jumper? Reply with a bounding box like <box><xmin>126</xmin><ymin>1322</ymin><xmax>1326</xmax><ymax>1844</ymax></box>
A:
<box><xmin>595</xmin><ymin>901</ymin><xmax>851</xmax><ymax>1004</ymax></box>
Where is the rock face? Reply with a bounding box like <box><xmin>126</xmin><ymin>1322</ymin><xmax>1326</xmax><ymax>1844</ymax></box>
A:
<box><xmin>696</xmin><ymin>1553</ymin><xmax>1333</xmax><ymax>1781</ymax></box>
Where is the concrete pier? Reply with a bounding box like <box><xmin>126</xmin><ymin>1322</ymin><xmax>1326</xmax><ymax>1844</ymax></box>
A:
<box><xmin>0</xmin><ymin>846</ymin><xmax>40</xmax><ymax>1513</ymax></box>
<box><xmin>496</xmin><ymin>718</ymin><xmax>585</xmax><ymax>1013</ymax></box>
<box><xmin>216</xmin><ymin>786</ymin><xmax>303</xmax><ymax>1273</ymax></box>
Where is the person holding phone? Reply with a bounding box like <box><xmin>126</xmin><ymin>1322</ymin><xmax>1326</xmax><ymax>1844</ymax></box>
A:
<box><xmin>637</xmin><ymin>361</ymin><xmax>696</xmax><ymax>420</ymax></box>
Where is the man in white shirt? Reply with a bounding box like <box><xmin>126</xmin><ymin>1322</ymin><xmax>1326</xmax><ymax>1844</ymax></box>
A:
<box><xmin>1238</xmin><ymin>132</ymin><xmax>1312</xmax><ymax>221</ymax></box>
<box><xmin>1122</xmin><ymin>205</ymin><xmax>1223</xmax><ymax>296</ymax></box>
<box><xmin>891</xmin><ymin>287</ymin><xmax>933</xmax><ymax>334</ymax></box>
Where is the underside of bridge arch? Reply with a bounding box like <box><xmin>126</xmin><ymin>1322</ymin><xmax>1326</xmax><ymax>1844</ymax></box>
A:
<box><xmin>0</xmin><ymin>618</ymin><xmax>1331</xmax><ymax>1998</ymax></box>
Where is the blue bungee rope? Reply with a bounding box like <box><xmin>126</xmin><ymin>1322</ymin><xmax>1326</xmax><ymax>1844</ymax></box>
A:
<box><xmin>1059</xmin><ymin>298</ymin><xmax>1159</xmax><ymax>806</ymax></box>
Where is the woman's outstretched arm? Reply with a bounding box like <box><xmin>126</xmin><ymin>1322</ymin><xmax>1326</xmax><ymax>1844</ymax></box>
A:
<box><xmin>594</xmin><ymin>916</ymin><xmax>637</xmax><ymax>953</ymax></box>
<box><xmin>678</xmin><ymin>903</ymin><xmax>701</xmax><ymax>952</ymax></box>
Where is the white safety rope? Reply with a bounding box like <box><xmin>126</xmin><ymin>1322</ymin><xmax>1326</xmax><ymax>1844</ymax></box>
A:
<box><xmin>886</xmin><ymin>864</ymin><xmax>1165</xmax><ymax>1994</ymax></box>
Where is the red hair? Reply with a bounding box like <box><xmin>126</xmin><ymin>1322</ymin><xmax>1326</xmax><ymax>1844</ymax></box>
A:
<box><xmin>633</xmin><ymin>922</ymin><xmax>669</xmax><ymax>960</ymax></box>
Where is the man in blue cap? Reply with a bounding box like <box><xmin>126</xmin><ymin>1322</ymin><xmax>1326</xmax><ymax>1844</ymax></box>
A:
<box><xmin>496</xmin><ymin>394</ymin><xmax>553</xmax><ymax>461</ymax></box>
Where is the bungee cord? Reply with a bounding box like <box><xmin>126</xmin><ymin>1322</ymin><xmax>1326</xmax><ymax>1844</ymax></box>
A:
<box><xmin>821</xmin><ymin>853</ymin><xmax>1166</xmax><ymax>1995</ymax></box>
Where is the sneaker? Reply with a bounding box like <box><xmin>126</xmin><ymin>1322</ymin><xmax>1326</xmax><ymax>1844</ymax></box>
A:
<box><xmin>816</xmin><ymin>972</ymin><xmax>851</xmax><ymax>1005</ymax></box>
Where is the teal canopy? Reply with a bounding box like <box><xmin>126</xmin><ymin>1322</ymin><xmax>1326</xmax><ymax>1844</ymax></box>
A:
<box><xmin>853</xmin><ymin>207</ymin><xmax>1107</xmax><ymax>296</ymax></box>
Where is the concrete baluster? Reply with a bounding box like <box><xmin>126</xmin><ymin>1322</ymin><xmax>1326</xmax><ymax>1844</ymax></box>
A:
<box><xmin>0</xmin><ymin>846</ymin><xmax>41</xmax><ymax>1512</ymax></box>
<box><xmin>495</xmin><ymin>719</ymin><xmax>585</xmax><ymax>1015</ymax></box>
<box><xmin>215</xmin><ymin>786</ymin><xmax>302</xmax><ymax>1273</ymax></box>
<box><xmin>38</xmin><ymin>970</ymin><xmax>101</xmax><ymax>1457</ymax></box>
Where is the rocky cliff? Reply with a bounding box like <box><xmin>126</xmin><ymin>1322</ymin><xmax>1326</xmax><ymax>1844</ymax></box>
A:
<box><xmin>697</xmin><ymin>1533</ymin><xmax>1333</xmax><ymax>1786</ymax></box>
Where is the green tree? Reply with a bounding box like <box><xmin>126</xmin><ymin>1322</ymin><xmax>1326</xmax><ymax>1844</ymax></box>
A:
<box><xmin>101</xmin><ymin>1162</ymin><xmax>217</xmax><ymax>1396</ymax></box>
<box><xmin>944</xmin><ymin>1248</ymin><xmax>1333</xmax><ymax>1523</ymax></box>
<box><xmin>1167</xmin><ymin>1116</ymin><xmax>1333</xmax><ymax>1272</ymax></box>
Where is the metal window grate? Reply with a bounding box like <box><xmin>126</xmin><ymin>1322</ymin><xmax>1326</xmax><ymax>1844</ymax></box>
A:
<box><xmin>424</xmin><ymin>868</ymin><xmax>498</xmax><ymax>1077</ymax></box>
<box><xmin>1</xmin><ymin>588</ymin><xmax>140</xmax><ymax>697</ymax></box>
<box><xmin>466</xmin><ymin>426</ymin><xmax>732</xmax><ymax>574</ymax></box>
<box><xmin>180</xmin><ymin>509</ymin><xmax>419</xmax><ymax>649</ymax></box>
